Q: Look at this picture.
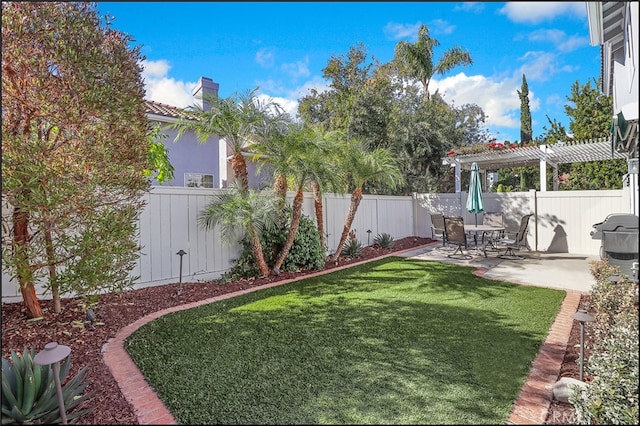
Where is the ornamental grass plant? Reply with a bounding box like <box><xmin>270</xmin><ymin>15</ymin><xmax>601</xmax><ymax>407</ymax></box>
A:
<box><xmin>125</xmin><ymin>257</ymin><xmax>565</xmax><ymax>425</ymax></box>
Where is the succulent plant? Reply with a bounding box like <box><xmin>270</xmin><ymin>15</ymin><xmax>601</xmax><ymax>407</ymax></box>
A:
<box><xmin>1</xmin><ymin>347</ymin><xmax>93</xmax><ymax>424</ymax></box>
<box><xmin>342</xmin><ymin>238</ymin><xmax>363</xmax><ymax>259</ymax></box>
<box><xmin>373</xmin><ymin>232</ymin><xmax>395</xmax><ymax>249</ymax></box>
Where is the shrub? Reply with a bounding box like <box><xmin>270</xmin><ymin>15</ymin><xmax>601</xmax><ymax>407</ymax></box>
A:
<box><xmin>373</xmin><ymin>232</ymin><xmax>395</xmax><ymax>249</ymax></box>
<box><xmin>1</xmin><ymin>347</ymin><xmax>93</xmax><ymax>424</ymax></box>
<box><xmin>222</xmin><ymin>211</ymin><xmax>325</xmax><ymax>281</ymax></box>
<box><xmin>569</xmin><ymin>260</ymin><xmax>639</xmax><ymax>425</ymax></box>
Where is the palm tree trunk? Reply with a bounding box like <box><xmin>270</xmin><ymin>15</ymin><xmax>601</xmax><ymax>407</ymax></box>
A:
<box><xmin>248</xmin><ymin>223</ymin><xmax>270</xmax><ymax>276</ymax></box>
<box><xmin>329</xmin><ymin>187</ymin><xmax>363</xmax><ymax>262</ymax></box>
<box><xmin>231</xmin><ymin>151</ymin><xmax>249</xmax><ymax>192</ymax></box>
<box><xmin>13</xmin><ymin>206</ymin><xmax>44</xmax><ymax>318</ymax></box>
<box><xmin>273</xmin><ymin>173</ymin><xmax>288</xmax><ymax>218</ymax></box>
<box><xmin>273</xmin><ymin>190</ymin><xmax>304</xmax><ymax>272</ymax></box>
<box><xmin>311</xmin><ymin>180</ymin><xmax>325</xmax><ymax>252</ymax></box>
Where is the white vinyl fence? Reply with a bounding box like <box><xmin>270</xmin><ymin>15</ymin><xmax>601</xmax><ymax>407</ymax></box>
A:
<box><xmin>1</xmin><ymin>186</ymin><xmax>633</xmax><ymax>303</ymax></box>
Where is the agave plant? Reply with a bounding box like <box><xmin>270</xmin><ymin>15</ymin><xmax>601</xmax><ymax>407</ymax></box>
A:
<box><xmin>373</xmin><ymin>232</ymin><xmax>395</xmax><ymax>249</ymax></box>
<box><xmin>342</xmin><ymin>237</ymin><xmax>363</xmax><ymax>259</ymax></box>
<box><xmin>1</xmin><ymin>347</ymin><xmax>93</xmax><ymax>424</ymax></box>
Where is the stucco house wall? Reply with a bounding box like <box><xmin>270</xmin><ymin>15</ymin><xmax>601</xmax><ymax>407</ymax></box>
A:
<box><xmin>147</xmin><ymin>76</ymin><xmax>272</xmax><ymax>190</ymax></box>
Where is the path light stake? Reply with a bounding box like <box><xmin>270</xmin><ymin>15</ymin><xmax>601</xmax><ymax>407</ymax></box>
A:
<box><xmin>177</xmin><ymin>249</ymin><xmax>187</xmax><ymax>295</ymax></box>
<box><xmin>571</xmin><ymin>309</ymin><xmax>595</xmax><ymax>381</ymax></box>
<box><xmin>34</xmin><ymin>342</ymin><xmax>71</xmax><ymax>424</ymax></box>
<box><xmin>367</xmin><ymin>229</ymin><xmax>372</xmax><ymax>245</ymax></box>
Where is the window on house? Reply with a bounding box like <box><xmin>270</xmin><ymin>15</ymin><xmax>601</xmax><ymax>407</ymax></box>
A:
<box><xmin>185</xmin><ymin>173</ymin><xmax>214</xmax><ymax>188</ymax></box>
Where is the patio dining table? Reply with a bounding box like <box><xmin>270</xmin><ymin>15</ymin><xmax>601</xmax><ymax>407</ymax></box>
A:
<box><xmin>464</xmin><ymin>224</ymin><xmax>505</xmax><ymax>257</ymax></box>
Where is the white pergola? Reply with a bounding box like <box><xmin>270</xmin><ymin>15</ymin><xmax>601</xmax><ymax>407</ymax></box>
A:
<box><xmin>441</xmin><ymin>137</ymin><xmax>631</xmax><ymax>192</ymax></box>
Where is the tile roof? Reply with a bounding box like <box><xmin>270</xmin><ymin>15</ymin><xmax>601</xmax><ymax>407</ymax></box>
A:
<box><xmin>144</xmin><ymin>100</ymin><xmax>197</xmax><ymax>120</ymax></box>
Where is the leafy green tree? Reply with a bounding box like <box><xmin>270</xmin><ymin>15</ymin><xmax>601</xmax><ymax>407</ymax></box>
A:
<box><xmin>452</xmin><ymin>103</ymin><xmax>493</xmax><ymax>146</ymax></box>
<box><xmin>393</xmin><ymin>24</ymin><xmax>473</xmax><ymax>102</ymax></box>
<box><xmin>563</xmin><ymin>79</ymin><xmax>626</xmax><ymax>190</ymax></box>
<box><xmin>328</xmin><ymin>140</ymin><xmax>404</xmax><ymax>262</ymax></box>
<box><xmin>299</xmin><ymin>40</ymin><xmax>485</xmax><ymax>195</ymax></box>
<box><xmin>298</xmin><ymin>43</ymin><xmax>382</xmax><ymax>140</ymax></box>
<box><xmin>2</xmin><ymin>2</ymin><xmax>152</xmax><ymax>317</ymax></box>
<box><xmin>145</xmin><ymin>123</ymin><xmax>175</xmax><ymax>184</ymax></box>
<box><xmin>387</xmin><ymin>92</ymin><xmax>458</xmax><ymax>194</ymax></box>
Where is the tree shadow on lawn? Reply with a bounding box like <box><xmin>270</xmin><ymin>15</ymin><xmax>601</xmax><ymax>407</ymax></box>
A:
<box><xmin>126</xmin><ymin>258</ymin><xmax>564</xmax><ymax>425</ymax></box>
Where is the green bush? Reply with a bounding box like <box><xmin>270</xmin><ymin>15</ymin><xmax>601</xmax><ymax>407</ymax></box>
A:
<box><xmin>1</xmin><ymin>347</ymin><xmax>93</xmax><ymax>424</ymax></box>
<box><xmin>569</xmin><ymin>260</ymin><xmax>639</xmax><ymax>425</ymax></box>
<box><xmin>222</xmin><ymin>211</ymin><xmax>325</xmax><ymax>281</ymax></box>
<box><xmin>373</xmin><ymin>232</ymin><xmax>395</xmax><ymax>249</ymax></box>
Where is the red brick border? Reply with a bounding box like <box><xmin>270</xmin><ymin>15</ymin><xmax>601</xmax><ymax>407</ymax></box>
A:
<box><xmin>506</xmin><ymin>291</ymin><xmax>582</xmax><ymax>424</ymax></box>
<box><xmin>101</xmin><ymin>244</ymin><xmax>582</xmax><ymax>425</ymax></box>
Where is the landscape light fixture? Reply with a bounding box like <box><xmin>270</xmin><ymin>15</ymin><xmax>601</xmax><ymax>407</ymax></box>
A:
<box><xmin>176</xmin><ymin>249</ymin><xmax>187</xmax><ymax>296</ymax></box>
<box><xmin>176</xmin><ymin>249</ymin><xmax>187</xmax><ymax>284</ymax></box>
<box><xmin>571</xmin><ymin>309</ymin><xmax>595</xmax><ymax>381</ymax></box>
<box><xmin>366</xmin><ymin>229</ymin><xmax>372</xmax><ymax>245</ymax></box>
<box><xmin>33</xmin><ymin>342</ymin><xmax>71</xmax><ymax>424</ymax></box>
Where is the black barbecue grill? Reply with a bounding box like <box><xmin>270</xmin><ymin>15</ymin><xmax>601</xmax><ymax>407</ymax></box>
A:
<box><xmin>591</xmin><ymin>213</ymin><xmax>639</xmax><ymax>281</ymax></box>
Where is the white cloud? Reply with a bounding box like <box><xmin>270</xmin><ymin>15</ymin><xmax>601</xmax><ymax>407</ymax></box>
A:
<box><xmin>257</xmin><ymin>94</ymin><xmax>299</xmax><ymax>117</ymax></box>
<box><xmin>527</xmin><ymin>29</ymin><xmax>589</xmax><ymax>53</ymax></box>
<box><xmin>499</xmin><ymin>2</ymin><xmax>586</xmax><ymax>25</ymax></box>
<box><xmin>383</xmin><ymin>22</ymin><xmax>422</xmax><ymax>40</ymax></box>
<box><xmin>142</xmin><ymin>59</ymin><xmax>171</xmax><ymax>78</ymax></box>
<box><xmin>287</xmin><ymin>76</ymin><xmax>331</xmax><ymax>99</ymax></box>
<box><xmin>429</xmin><ymin>19</ymin><xmax>456</xmax><ymax>36</ymax></box>
<box><xmin>257</xmin><ymin>75</ymin><xmax>330</xmax><ymax>119</ymax></box>
<box><xmin>453</xmin><ymin>2</ymin><xmax>484</xmax><ymax>13</ymax></box>
<box><xmin>517</xmin><ymin>51</ymin><xmax>560</xmax><ymax>82</ymax></box>
<box><xmin>255</xmin><ymin>48</ymin><xmax>275</xmax><ymax>67</ymax></box>
<box><xmin>432</xmin><ymin>72</ymin><xmax>523</xmax><ymax>134</ymax></box>
<box><xmin>556</xmin><ymin>35</ymin><xmax>590</xmax><ymax>53</ymax></box>
<box><xmin>141</xmin><ymin>59</ymin><xmax>196</xmax><ymax>107</ymax></box>
<box><xmin>281</xmin><ymin>57</ymin><xmax>311</xmax><ymax>79</ymax></box>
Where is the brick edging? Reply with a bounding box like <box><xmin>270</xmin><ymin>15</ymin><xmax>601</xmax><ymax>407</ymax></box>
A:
<box><xmin>506</xmin><ymin>291</ymin><xmax>582</xmax><ymax>424</ymax></box>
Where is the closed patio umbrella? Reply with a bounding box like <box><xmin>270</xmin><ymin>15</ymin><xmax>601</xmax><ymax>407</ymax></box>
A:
<box><xmin>466</xmin><ymin>162</ymin><xmax>484</xmax><ymax>226</ymax></box>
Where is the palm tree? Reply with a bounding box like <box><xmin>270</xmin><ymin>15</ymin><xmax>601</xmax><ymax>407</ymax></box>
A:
<box><xmin>309</xmin><ymin>129</ymin><xmax>348</xmax><ymax>252</ymax></box>
<box><xmin>328</xmin><ymin>139</ymin><xmax>404</xmax><ymax>262</ymax></box>
<box><xmin>268</xmin><ymin>124</ymin><xmax>344</xmax><ymax>272</ymax></box>
<box><xmin>393</xmin><ymin>24</ymin><xmax>473</xmax><ymax>102</ymax></box>
<box><xmin>198</xmin><ymin>183</ymin><xmax>277</xmax><ymax>277</ymax></box>
<box><xmin>173</xmin><ymin>87</ymin><xmax>289</xmax><ymax>193</ymax></box>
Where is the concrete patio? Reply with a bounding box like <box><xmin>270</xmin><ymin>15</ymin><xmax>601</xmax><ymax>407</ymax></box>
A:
<box><xmin>399</xmin><ymin>241</ymin><xmax>598</xmax><ymax>293</ymax></box>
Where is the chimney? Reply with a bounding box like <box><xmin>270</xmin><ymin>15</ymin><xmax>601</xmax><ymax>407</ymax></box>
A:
<box><xmin>192</xmin><ymin>76</ymin><xmax>219</xmax><ymax>111</ymax></box>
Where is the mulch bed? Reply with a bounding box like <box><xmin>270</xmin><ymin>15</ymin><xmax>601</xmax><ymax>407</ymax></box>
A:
<box><xmin>1</xmin><ymin>236</ymin><xmax>591</xmax><ymax>424</ymax></box>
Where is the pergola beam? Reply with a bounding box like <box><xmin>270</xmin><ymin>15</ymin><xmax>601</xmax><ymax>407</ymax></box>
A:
<box><xmin>442</xmin><ymin>137</ymin><xmax>629</xmax><ymax>192</ymax></box>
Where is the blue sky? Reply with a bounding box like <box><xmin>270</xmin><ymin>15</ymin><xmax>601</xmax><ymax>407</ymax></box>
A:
<box><xmin>97</xmin><ymin>1</ymin><xmax>599</xmax><ymax>143</ymax></box>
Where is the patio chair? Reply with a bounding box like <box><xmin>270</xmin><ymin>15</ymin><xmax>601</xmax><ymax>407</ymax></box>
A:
<box><xmin>430</xmin><ymin>213</ymin><xmax>447</xmax><ymax>245</ymax></box>
<box><xmin>444</xmin><ymin>216</ymin><xmax>468</xmax><ymax>258</ymax></box>
<box><xmin>482</xmin><ymin>211</ymin><xmax>504</xmax><ymax>249</ymax></box>
<box><xmin>496</xmin><ymin>213</ymin><xmax>533</xmax><ymax>259</ymax></box>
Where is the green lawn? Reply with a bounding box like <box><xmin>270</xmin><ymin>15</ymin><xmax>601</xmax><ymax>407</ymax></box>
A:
<box><xmin>125</xmin><ymin>257</ymin><xmax>565</xmax><ymax>424</ymax></box>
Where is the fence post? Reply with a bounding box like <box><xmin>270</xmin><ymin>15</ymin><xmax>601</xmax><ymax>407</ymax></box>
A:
<box><xmin>530</xmin><ymin>189</ymin><xmax>538</xmax><ymax>252</ymax></box>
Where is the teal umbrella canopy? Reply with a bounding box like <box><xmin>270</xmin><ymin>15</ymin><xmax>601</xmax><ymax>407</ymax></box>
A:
<box><xmin>466</xmin><ymin>162</ymin><xmax>484</xmax><ymax>225</ymax></box>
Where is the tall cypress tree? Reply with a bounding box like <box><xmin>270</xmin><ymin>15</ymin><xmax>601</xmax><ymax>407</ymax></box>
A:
<box><xmin>518</xmin><ymin>74</ymin><xmax>532</xmax><ymax>144</ymax></box>
<box><xmin>517</xmin><ymin>74</ymin><xmax>533</xmax><ymax>191</ymax></box>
